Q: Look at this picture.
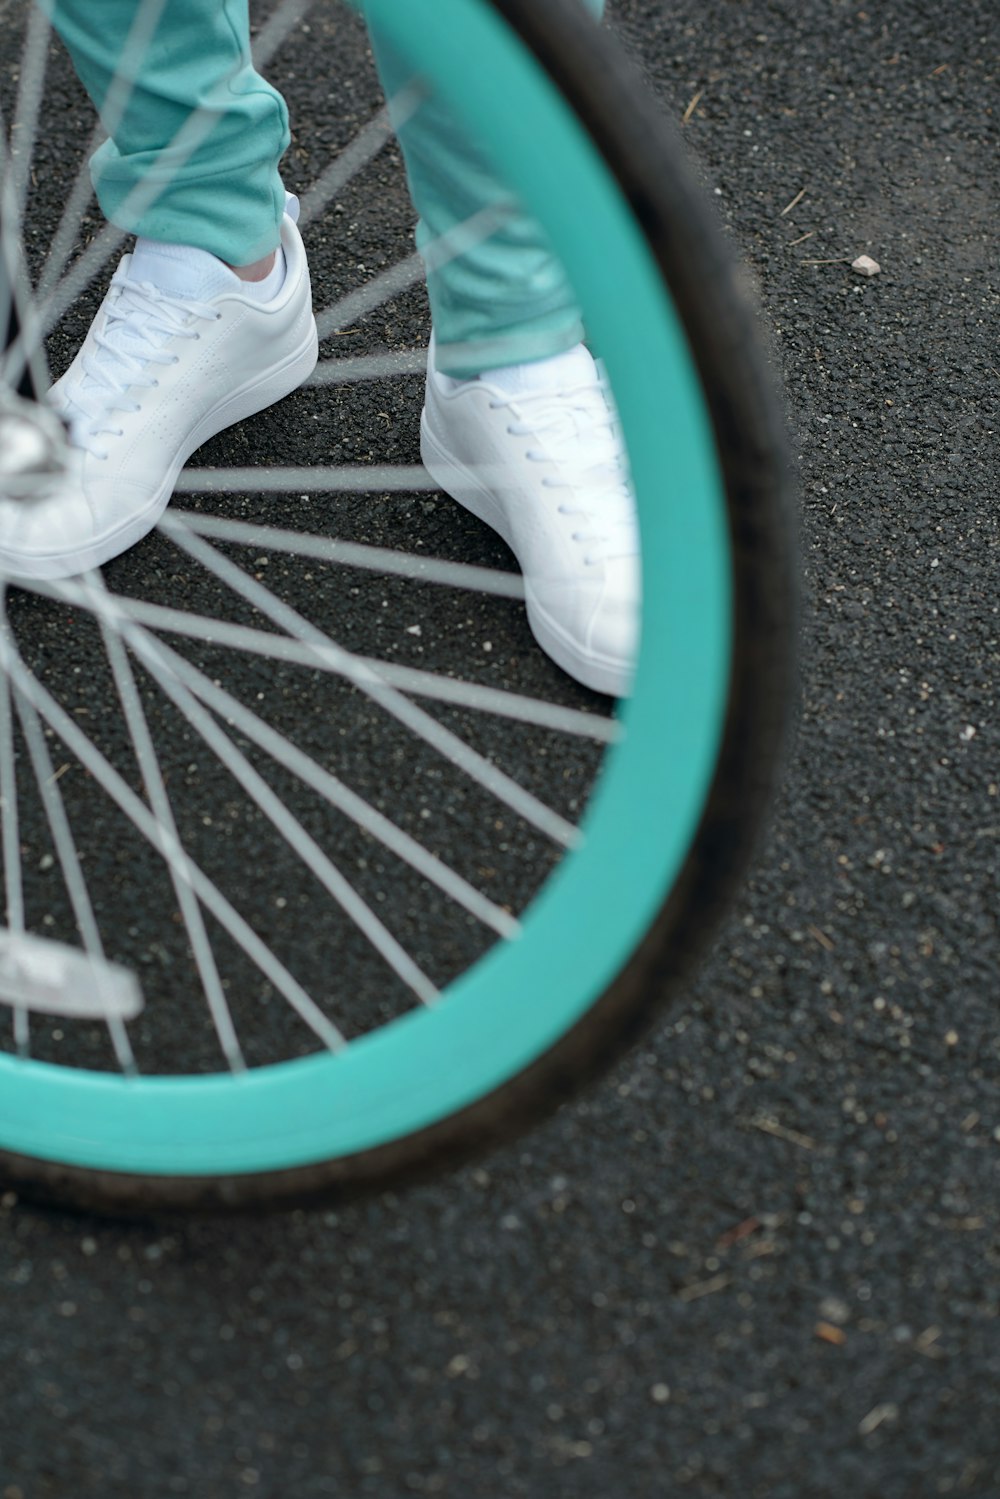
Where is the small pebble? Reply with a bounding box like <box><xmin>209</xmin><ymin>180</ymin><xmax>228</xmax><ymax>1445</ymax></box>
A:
<box><xmin>819</xmin><ymin>1296</ymin><xmax>851</xmax><ymax>1325</ymax></box>
<box><xmin>858</xmin><ymin>1402</ymin><xmax>898</xmax><ymax>1435</ymax></box>
<box><xmin>851</xmin><ymin>254</ymin><xmax>881</xmax><ymax>277</ymax></box>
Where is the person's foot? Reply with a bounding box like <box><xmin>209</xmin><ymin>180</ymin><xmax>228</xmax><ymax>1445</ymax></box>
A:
<box><xmin>0</xmin><ymin>198</ymin><xmax>317</xmax><ymax>581</ymax></box>
<box><xmin>420</xmin><ymin>341</ymin><xmax>640</xmax><ymax>697</ymax></box>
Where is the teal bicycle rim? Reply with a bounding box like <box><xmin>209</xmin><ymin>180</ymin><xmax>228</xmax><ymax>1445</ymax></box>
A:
<box><xmin>0</xmin><ymin>0</ymin><xmax>730</xmax><ymax>1175</ymax></box>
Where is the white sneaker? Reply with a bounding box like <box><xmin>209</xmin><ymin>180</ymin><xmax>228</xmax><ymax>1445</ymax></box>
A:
<box><xmin>0</xmin><ymin>200</ymin><xmax>318</xmax><ymax>581</ymax></box>
<box><xmin>420</xmin><ymin>341</ymin><xmax>640</xmax><ymax>697</ymax></box>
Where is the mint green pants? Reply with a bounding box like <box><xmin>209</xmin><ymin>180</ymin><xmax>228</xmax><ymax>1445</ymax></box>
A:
<box><xmin>47</xmin><ymin>0</ymin><xmax>604</xmax><ymax>375</ymax></box>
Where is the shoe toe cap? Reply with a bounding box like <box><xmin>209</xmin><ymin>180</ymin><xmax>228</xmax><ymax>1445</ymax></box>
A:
<box><xmin>586</xmin><ymin>555</ymin><xmax>641</xmax><ymax>666</ymax></box>
<box><xmin>0</xmin><ymin>463</ymin><xmax>100</xmax><ymax>578</ymax></box>
<box><xmin>528</xmin><ymin>554</ymin><xmax>641</xmax><ymax>696</ymax></box>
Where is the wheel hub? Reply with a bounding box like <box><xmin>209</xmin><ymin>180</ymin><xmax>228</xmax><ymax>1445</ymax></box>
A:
<box><xmin>0</xmin><ymin>386</ymin><xmax>70</xmax><ymax>502</ymax></box>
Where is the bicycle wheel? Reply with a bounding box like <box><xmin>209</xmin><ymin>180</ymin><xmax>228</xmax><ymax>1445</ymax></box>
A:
<box><xmin>0</xmin><ymin>0</ymin><xmax>792</xmax><ymax>1211</ymax></box>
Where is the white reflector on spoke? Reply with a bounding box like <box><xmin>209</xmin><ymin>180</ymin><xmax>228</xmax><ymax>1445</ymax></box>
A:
<box><xmin>0</xmin><ymin>930</ymin><xmax>143</xmax><ymax>1020</ymax></box>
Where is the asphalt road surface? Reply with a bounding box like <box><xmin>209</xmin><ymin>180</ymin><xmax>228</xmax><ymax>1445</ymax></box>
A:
<box><xmin>0</xmin><ymin>1</ymin><xmax>997</xmax><ymax>1496</ymax></box>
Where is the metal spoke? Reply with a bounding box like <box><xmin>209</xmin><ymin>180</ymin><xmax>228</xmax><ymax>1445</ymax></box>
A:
<box><xmin>161</xmin><ymin>515</ymin><xmax>582</xmax><ymax>847</ymax></box>
<box><xmin>66</xmin><ymin>579</ymin><xmax>520</xmax><ymax>939</ymax></box>
<box><xmin>298</xmin><ymin>87</ymin><xmax>424</xmax><ymax>229</ymax></box>
<box><xmin>8</xmin><ymin>2</ymin><xmax>51</xmax><ymax>219</ymax></box>
<box><xmin>92</xmin><ymin>577</ymin><xmax>246</xmax><ymax>1071</ymax></box>
<box><xmin>36</xmin><ymin>0</ymin><xmax>171</xmax><ymax>302</ymax></box>
<box><xmin>315</xmin><ymin>201</ymin><xmax>514</xmax><ymax>340</ymax></box>
<box><xmin>250</xmin><ymin>0</ymin><xmax>316</xmax><ymax>69</ymax></box>
<box><xmin>24</xmin><ymin>578</ymin><xmax>619</xmax><ymax>743</ymax></box>
<box><xmin>94</xmin><ymin>596</ymin><xmax>441</xmax><ymax>1007</ymax></box>
<box><xmin>159</xmin><ymin>511</ymin><xmax>524</xmax><ymax>598</ymax></box>
<box><xmin>306</xmin><ymin>349</ymin><xmax>429</xmax><ymax>386</ymax></box>
<box><xmin>174</xmin><ymin>465</ymin><xmax>439</xmax><ymax>496</ymax></box>
<box><xmin>0</xmin><ymin>112</ymin><xmax>50</xmax><ymax>397</ymax></box>
<box><xmin>0</xmin><ymin>627</ymin><xmax>348</xmax><ymax>1055</ymax></box>
<box><xmin>12</xmin><ymin>684</ymin><xmax>137</xmax><ymax>1073</ymax></box>
<box><xmin>0</xmin><ymin>595</ymin><xmax>27</xmax><ymax>1052</ymax></box>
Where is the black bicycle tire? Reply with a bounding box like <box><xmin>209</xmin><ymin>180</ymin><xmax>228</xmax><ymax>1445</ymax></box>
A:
<box><xmin>0</xmin><ymin>0</ymin><xmax>795</xmax><ymax>1213</ymax></box>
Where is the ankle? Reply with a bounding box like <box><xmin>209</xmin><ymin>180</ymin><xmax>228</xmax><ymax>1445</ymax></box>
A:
<box><xmin>227</xmin><ymin>248</ymin><xmax>287</xmax><ymax>304</ymax></box>
<box><xmin>227</xmin><ymin>251</ymin><xmax>277</xmax><ymax>283</ymax></box>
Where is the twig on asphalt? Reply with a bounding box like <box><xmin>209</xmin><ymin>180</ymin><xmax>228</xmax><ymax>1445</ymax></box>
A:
<box><xmin>807</xmin><ymin>923</ymin><xmax>835</xmax><ymax>950</ymax></box>
<box><xmin>677</xmin><ymin>1273</ymin><xmax>731</xmax><ymax>1303</ymax></box>
<box><xmin>682</xmin><ymin>89</ymin><xmax>703</xmax><ymax>124</ymax></box>
<box><xmin>780</xmin><ymin>187</ymin><xmax>807</xmax><ymax>216</ymax></box>
<box><xmin>750</xmin><ymin>1116</ymin><xmax>817</xmax><ymax>1150</ymax></box>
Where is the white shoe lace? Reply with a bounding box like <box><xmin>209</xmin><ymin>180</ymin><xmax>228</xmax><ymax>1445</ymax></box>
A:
<box><xmin>59</xmin><ymin>269</ymin><xmax>222</xmax><ymax>460</ymax></box>
<box><xmin>490</xmin><ymin>374</ymin><xmax>639</xmax><ymax>566</ymax></box>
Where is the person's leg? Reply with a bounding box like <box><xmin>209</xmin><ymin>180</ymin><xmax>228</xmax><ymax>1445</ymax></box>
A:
<box><xmin>0</xmin><ymin>1</ymin><xmax>317</xmax><ymax>581</ymax></box>
<box><xmin>367</xmin><ymin>0</ymin><xmax>605</xmax><ymax>378</ymax></box>
<box><xmin>8</xmin><ymin>0</ymin><xmax>634</xmax><ymax>694</ymax></box>
<box><xmin>44</xmin><ymin>0</ymin><xmax>288</xmax><ymax>265</ymax></box>
<box><xmin>369</xmin><ymin>0</ymin><xmax>636</xmax><ymax>697</ymax></box>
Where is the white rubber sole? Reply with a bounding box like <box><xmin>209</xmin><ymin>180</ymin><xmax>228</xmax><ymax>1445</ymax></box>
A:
<box><xmin>0</xmin><ymin>322</ymin><xmax>319</xmax><ymax>583</ymax></box>
<box><xmin>420</xmin><ymin>411</ymin><xmax>633</xmax><ymax>697</ymax></box>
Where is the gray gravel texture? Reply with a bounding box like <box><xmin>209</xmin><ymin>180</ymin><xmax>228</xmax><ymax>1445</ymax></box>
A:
<box><xmin>1</xmin><ymin>0</ymin><xmax>998</xmax><ymax>1496</ymax></box>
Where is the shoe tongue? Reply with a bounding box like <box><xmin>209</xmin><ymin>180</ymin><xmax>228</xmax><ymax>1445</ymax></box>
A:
<box><xmin>483</xmin><ymin>343</ymin><xmax>597</xmax><ymax>397</ymax></box>
<box><xmin>127</xmin><ymin>238</ymin><xmax>241</xmax><ymax>302</ymax></box>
